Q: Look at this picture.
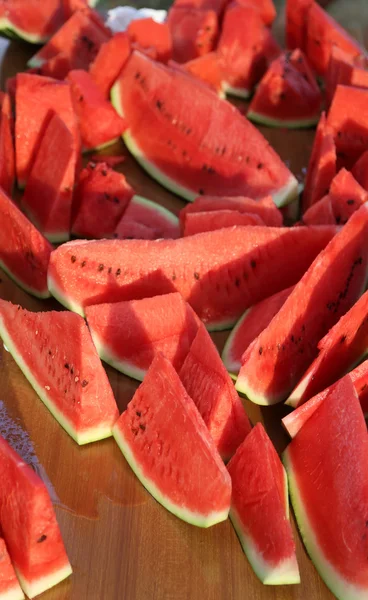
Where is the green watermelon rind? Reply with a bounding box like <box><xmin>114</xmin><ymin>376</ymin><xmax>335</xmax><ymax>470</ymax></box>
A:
<box><xmin>88</xmin><ymin>327</ymin><xmax>146</xmax><ymax>382</ymax></box>
<box><xmin>221</xmin><ymin>307</ymin><xmax>252</xmax><ymax>376</ymax></box>
<box><xmin>15</xmin><ymin>563</ymin><xmax>72</xmax><ymax>600</ymax></box>
<box><xmin>0</xmin><ymin>581</ymin><xmax>24</xmax><ymax>600</ymax></box>
<box><xmin>285</xmin><ymin>373</ymin><xmax>312</xmax><ymax>408</ymax></box>
<box><xmin>229</xmin><ymin>508</ymin><xmax>300</xmax><ymax>585</ymax></box>
<box><xmin>0</xmin><ymin>315</ymin><xmax>114</xmax><ymax>445</ymax></box>
<box><xmin>223</xmin><ymin>84</ymin><xmax>251</xmax><ymax>99</ymax></box>
<box><xmin>283</xmin><ymin>448</ymin><xmax>368</xmax><ymax>600</ymax></box>
<box><xmin>113</xmin><ymin>424</ymin><xmax>230</xmax><ymax>528</ymax></box>
<box><xmin>82</xmin><ymin>137</ymin><xmax>122</xmax><ymax>155</ymax></box>
<box><xmin>0</xmin><ymin>259</ymin><xmax>50</xmax><ymax>300</ymax></box>
<box><xmin>0</xmin><ymin>19</ymin><xmax>49</xmax><ymax>44</ymax></box>
<box><xmin>47</xmin><ymin>270</ymin><xmax>85</xmax><ymax>317</ymax></box>
<box><xmin>129</xmin><ymin>195</ymin><xmax>180</xmax><ymax>229</ymax></box>
<box><xmin>247</xmin><ymin>111</ymin><xmax>320</xmax><ymax>130</ymax></box>
<box><xmin>235</xmin><ymin>372</ymin><xmax>281</xmax><ymax>406</ymax></box>
<box><xmin>21</xmin><ymin>205</ymin><xmax>71</xmax><ymax>245</ymax></box>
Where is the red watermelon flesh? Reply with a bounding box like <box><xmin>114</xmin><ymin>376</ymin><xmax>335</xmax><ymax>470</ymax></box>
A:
<box><xmin>113</xmin><ymin>353</ymin><xmax>232</xmax><ymax>527</ymax></box>
<box><xmin>114</xmin><ymin>221</ymin><xmax>157</xmax><ymax>241</ymax></box>
<box><xmin>248</xmin><ymin>49</ymin><xmax>322</xmax><ymax>128</ymax></box>
<box><xmin>114</xmin><ymin>195</ymin><xmax>180</xmax><ymax>240</ymax></box>
<box><xmin>0</xmin><ymin>0</ymin><xmax>63</xmax><ymax>43</ymax></box>
<box><xmin>0</xmin><ymin>92</ymin><xmax>15</xmax><ymax>197</ymax></box>
<box><xmin>182</xmin><ymin>53</ymin><xmax>224</xmax><ymax>96</ymax></box>
<box><xmin>0</xmin><ymin>435</ymin><xmax>72</xmax><ymax>598</ymax></box>
<box><xmin>21</xmin><ymin>113</ymin><xmax>77</xmax><ymax>243</ymax></box>
<box><xmin>15</xmin><ymin>73</ymin><xmax>79</xmax><ymax>188</ymax></box>
<box><xmin>0</xmin><ymin>537</ymin><xmax>24</xmax><ymax>600</ymax></box>
<box><xmin>352</xmin><ymin>150</ymin><xmax>368</xmax><ymax>191</ymax></box>
<box><xmin>233</xmin><ymin>0</ymin><xmax>276</xmax><ymax>26</ymax></box>
<box><xmin>179</xmin><ymin>324</ymin><xmax>251</xmax><ymax>462</ymax></box>
<box><xmin>285</xmin><ymin>0</ymin><xmax>312</xmax><ymax>50</ymax></box>
<box><xmin>48</xmin><ymin>225</ymin><xmax>336</xmax><ymax>327</ymax></box>
<box><xmin>127</xmin><ymin>18</ymin><xmax>172</xmax><ymax>64</ymax></box>
<box><xmin>302</xmin><ymin>195</ymin><xmax>336</xmax><ymax>226</ymax></box>
<box><xmin>89</xmin><ymin>32</ymin><xmax>131</xmax><ymax>98</ymax></box>
<box><xmin>85</xmin><ymin>292</ymin><xmax>200</xmax><ymax>381</ymax></box>
<box><xmin>111</xmin><ymin>52</ymin><xmax>298</xmax><ymax>205</ymax></box>
<box><xmin>289</xmin><ymin>289</ymin><xmax>368</xmax><ymax>406</ymax></box>
<box><xmin>180</xmin><ymin>195</ymin><xmax>283</xmax><ymax>229</ymax></box>
<box><xmin>283</xmin><ymin>375</ymin><xmax>368</xmax><ymax>600</ymax></box>
<box><xmin>302</xmin><ymin>112</ymin><xmax>337</xmax><ymax>211</ymax></box>
<box><xmin>72</xmin><ymin>162</ymin><xmax>134</xmax><ymax>239</ymax></box>
<box><xmin>283</xmin><ymin>359</ymin><xmax>368</xmax><ymax>436</ymax></box>
<box><xmin>0</xmin><ymin>300</ymin><xmax>119</xmax><ymax>444</ymax></box>
<box><xmin>329</xmin><ymin>168</ymin><xmax>368</xmax><ymax>224</ymax></box>
<box><xmin>305</xmin><ymin>1</ymin><xmax>364</xmax><ymax>76</ymax></box>
<box><xmin>218</xmin><ymin>3</ymin><xmax>280</xmax><ymax>98</ymax></box>
<box><xmin>172</xmin><ymin>0</ymin><xmax>227</xmax><ymax>17</ymax></box>
<box><xmin>222</xmin><ymin>286</ymin><xmax>294</xmax><ymax>376</ymax></box>
<box><xmin>325</xmin><ymin>46</ymin><xmax>368</xmax><ymax>109</ymax></box>
<box><xmin>67</xmin><ymin>70</ymin><xmax>126</xmax><ymax>151</ymax></box>
<box><xmin>236</xmin><ymin>204</ymin><xmax>368</xmax><ymax>405</ymax></box>
<box><xmin>228</xmin><ymin>423</ymin><xmax>299</xmax><ymax>585</ymax></box>
<box><xmin>37</xmin><ymin>52</ymin><xmax>72</xmax><ymax>81</ymax></box>
<box><xmin>167</xmin><ymin>7</ymin><xmax>218</xmax><ymax>63</ymax></box>
<box><xmin>182</xmin><ymin>210</ymin><xmax>264</xmax><ymax>236</ymax></box>
<box><xmin>63</xmin><ymin>0</ymin><xmax>105</xmax><ymax>19</ymax></box>
<box><xmin>89</xmin><ymin>154</ymin><xmax>125</xmax><ymax>167</ymax></box>
<box><xmin>0</xmin><ymin>187</ymin><xmax>52</xmax><ymax>298</ymax></box>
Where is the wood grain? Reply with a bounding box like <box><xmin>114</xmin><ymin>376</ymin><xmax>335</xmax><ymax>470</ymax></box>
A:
<box><xmin>0</xmin><ymin>1</ymin><xmax>364</xmax><ymax>595</ymax></box>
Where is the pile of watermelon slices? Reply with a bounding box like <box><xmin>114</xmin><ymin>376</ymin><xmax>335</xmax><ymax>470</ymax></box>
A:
<box><xmin>0</xmin><ymin>0</ymin><xmax>368</xmax><ymax>598</ymax></box>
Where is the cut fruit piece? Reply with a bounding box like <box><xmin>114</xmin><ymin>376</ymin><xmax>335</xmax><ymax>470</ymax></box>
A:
<box><xmin>113</xmin><ymin>353</ymin><xmax>232</xmax><ymax>527</ymax></box>
<box><xmin>167</xmin><ymin>7</ymin><xmax>218</xmax><ymax>63</ymax></box>
<box><xmin>0</xmin><ymin>435</ymin><xmax>72</xmax><ymax>598</ymax></box>
<box><xmin>21</xmin><ymin>112</ymin><xmax>78</xmax><ymax>243</ymax></box>
<box><xmin>352</xmin><ymin>150</ymin><xmax>368</xmax><ymax>192</ymax></box>
<box><xmin>0</xmin><ymin>93</ymin><xmax>15</xmax><ymax>197</ymax></box>
<box><xmin>302</xmin><ymin>195</ymin><xmax>336</xmax><ymax>225</ymax></box>
<box><xmin>182</xmin><ymin>210</ymin><xmax>264</xmax><ymax>236</ymax></box>
<box><xmin>0</xmin><ymin>187</ymin><xmax>52</xmax><ymax>298</ymax></box>
<box><xmin>181</xmin><ymin>53</ymin><xmax>224</xmax><ymax>96</ymax></box>
<box><xmin>218</xmin><ymin>3</ymin><xmax>280</xmax><ymax>98</ymax></box>
<box><xmin>222</xmin><ymin>286</ymin><xmax>294</xmax><ymax>376</ymax></box>
<box><xmin>302</xmin><ymin>112</ymin><xmax>337</xmax><ymax>211</ymax></box>
<box><xmin>283</xmin><ymin>375</ymin><xmax>368</xmax><ymax>600</ymax></box>
<box><xmin>329</xmin><ymin>168</ymin><xmax>368</xmax><ymax>224</ymax></box>
<box><xmin>0</xmin><ymin>538</ymin><xmax>24</xmax><ymax>600</ymax></box>
<box><xmin>111</xmin><ymin>52</ymin><xmax>298</xmax><ymax>206</ymax></box>
<box><xmin>236</xmin><ymin>205</ymin><xmax>368</xmax><ymax>405</ymax></box>
<box><xmin>67</xmin><ymin>70</ymin><xmax>126</xmax><ymax>151</ymax></box>
<box><xmin>48</xmin><ymin>225</ymin><xmax>336</xmax><ymax>327</ymax></box>
<box><xmin>248</xmin><ymin>50</ymin><xmax>322</xmax><ymax>129</ymax></box>
<box><xmin>179</xmin><ymin>325</ymin><xmax>251</xmax><ymax>461</ymax></box>
<box><xmin>114</xmin><ymin>195</ymin><xmax>180</xmax><ymax>240</ymax></box>
<box><xmin>71</xmin><ymin>162</ymin><xmax>134</xmax><ymax>239</ymax></box>
<box><xmin>0</xmin><ymin>300</ymin><xmax>119</xmax><ymax>444</ymax></box>
<box><xmin>180</xmin><ymin>195</ymin><xmax>283</xmax><ymax>229</ymax></box>
<box><xmin>325</xmin><ymin>46</ymin><xmax>368</xmax><ymax>109</ymax></box>
<box><xmin>15</xmin><ymin>73</ymin><xmax>79</xmax><ymax>188</ymax></box>
<box><xmin>0</xmin><ymin>0</ymin><xmax>63</xmax><ymax>43</ymax></box>
<box><xmin>285</xmin><ymin>0</ymin><xmax>313</xmax><ymax>51</ymax></box>
<box><xmin>228</xmin><ymin>423</ymin><xmax>300</xmax><ymax>585</ymax></box>
<box><xmin>127</xmin><ymin>18</ymin><xmax>172</xmax><ymax>63</ymax></box>
<box><xmin>234</xmin><ymin>0</ymin><xmax>276</xmax><ymax>26</ymax></box>
<box><xmin>85</xmin><ymin>292</ymin><xmax>200</xmax><ymax>381</ymax></box>
<box><xmin>89</xmin><ymin>32</ymin><xmax>131</xmax><ymax>98</ymax></box>
<box><xmin>288</xmin><ymin>289</ymin><xmax>368</xmax><ymax>406</ymax></box>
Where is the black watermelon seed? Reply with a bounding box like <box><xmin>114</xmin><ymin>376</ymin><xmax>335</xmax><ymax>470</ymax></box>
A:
<box><xmin>64</xmin><ymin>363</ymin><xmax>69</xmax><ymax>370</ymax></box>
<box><xmin>108</xmin><ymin>267</ymin><xmax>112</xmax><ymax>274</ymax></box>
<box><xmin>37</xmin><ymin>535</ymin><xmax>47</xmax><ymax>543</ymax></box>
<box><xmin>340</xmin><ymin>335</ymin><xmax>347</xmax><ymax>343</ymax></box>
<box><xmin>251</xmin><ymin>260</ymin><xmax>256</xmax><ymax>268</ymax></box>
<box><xmin>116</xmin><ymin>268</ymin><xmax>121</xmax><ymax>276</ymax></box>
<box><xmin>198</xmin><ymin>189</ymin><xmax>204</xmax><ymax>195</ymax></box>
<box><xmin>257</xmin><ymin>163</ymin><xmax>263</xmax><ymax>170</ymax></box>
<box><xmin>347</xmin><ymin>199</ymin><xmax>355</xmax><ymax>205</ymax></box>
<box><xmin>81</xmin><ymin>380</ymin><xmax>89</xmax><ymax>388</ymax></box>
<box><xmin>81</xmin><ymin>260</ymin><xmax>86</xmax><ymax>267</ymax></box>
<box><xmin>71</xmin><ymin>255</ymin><xmax>76</xmax><ymax>263</ymax></box>
<box><xmin>98</xmin><ymin>264</ymin><xmax>104</xmax><ymax>271</ymax></box>
<box><xmin>101</xmin><ymin>169</ymin><xmax>107</xmax><ymax>176</ymax></box>
<box><xmin>194</xmin><ymin>272</ymin><xmax>200</xmax><ymax>280</ymax></box>
<box><xmin>136</xmin><ymin>411</ymin><xmax>141</xmax><ymax>417</ymax></box>
<box><xmin>259</xmin><ymin>347</ymin><xmax>263</xmax><ymax>355</ymax></box>
<box><xmin>139</xmin><ymin>423</ymin><xmax>146</xmax><ymax>431</ymax></box>
<box><xmin>172</xmin><ymin>273</ymin><xmax>176</xmax><ymax>281</ymax></box>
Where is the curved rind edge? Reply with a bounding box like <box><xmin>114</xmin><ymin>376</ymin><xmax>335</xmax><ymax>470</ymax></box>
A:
<box><xmin>130</xmin><ymin>195</ymin><xmax>180</xmax><ymax>227</ymax></box>
<box><xmin>88</xmin><ymin>328</ymin><xmax>146</xmax><ymax>382</ymax></box>
<box><xmin>221</xmin><ymin>308</ymin><xmax>250</xmax><ymax>375</ymax></box>
<box><xmin>47</xmin><ymin>271</ymin><xmax>85</xmax><ymax>317</ymax></box>
<box><xmin>247</xmin><ymin>111</ymin><xmax>320</xmax><ymax>130</ymax></box>
<box><xmin>0</xmin><ymin>260</ymin><xmax>50</xmax><ymax>299</ymax></box>
<box><xmin>16</xmin><ymin>563</ymin><xmax>72</xmax><ymax>600</ymax></box>
<box><xmin>0</xmin><ymin>19</ymin><xmax>49</xmax><ymax>44</ymax></box>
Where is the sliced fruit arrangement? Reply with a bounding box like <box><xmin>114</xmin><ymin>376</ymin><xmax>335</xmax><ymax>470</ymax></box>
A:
<box><xmin>228</xmin><ymin>423</ymin><xmax>299</xmax><ymax>585</ymax></box>
<box><xmin>0</xmin><ymin>434</ymin><xmax>72</xmax><ymax>598</ymax></box>
<box><xmin>47</xmin><ymin>225</ymin><xmax>336</xmax><ymax>327</ymax></box>
<box><xmin>0</xmin><ymin>537</ymin><xmax>24</xmax><ymax>600</ymax></box>
<box><xmin>0</xmin><ymin>300</ymin><xmax>119</xmax><ymax>444</ymax></box>
<box><xmin>113</xmin><ymin>353</ymin><xmax>232</xmax><ymax>527</ymax></box>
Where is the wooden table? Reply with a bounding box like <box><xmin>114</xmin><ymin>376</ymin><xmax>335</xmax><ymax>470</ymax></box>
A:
<box><xmin>0</xmin><ymin>2</ymin><xmax>365</xmax><ymax>597</ymax></box>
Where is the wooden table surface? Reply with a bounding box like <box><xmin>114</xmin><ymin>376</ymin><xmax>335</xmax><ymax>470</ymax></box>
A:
<box><xmin>0</xmin><ymin>2</ymin><xmax>366</xmax><ymax>599</ymax></box>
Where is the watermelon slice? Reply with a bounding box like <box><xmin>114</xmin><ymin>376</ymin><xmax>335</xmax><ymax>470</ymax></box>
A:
<box><xmin>0</xmin><ymin>187</ymin><xmax>52</xmax><ymax>298</ymax></box>
<box><xmin>302</xmin><ymin>195</ymin><xmax>336</xmax><ymax>225</ymax></box>
<box><xmin>234</xmin><ymin>0</ymin><xmax>276</xmax><ymax>26</ymax></box>
<box><xmin>236</xmin><ymin>204</ymin><xmax>368</xmax><ymax>405</ymax></box>
<box><xmin>329</xmin><ymin>168</ymin><xmax>368</xmax><ymax>223</ymax></box>
<box><xmin>0</xmin><ymin>0</ymin><xmax>63</xmax><ymax>43</ymax></box>
<box><xmin>288</xmin><ymin>289</ymin><xmax>368</xmax><ymax>406</ymax></box>
<box><xmin>127</xmin><ymin>18</ymin><xmax>172</xmax><ymax>63</ymax></box>
<box><xmin>283</xmin><ymin>375</ymin><xmax>368</xmax><ymax>600</ymax></box>
<box><xmin>0</xmin><ymin>435</ymin><xmax>72</xmax><ymax>598</ymax></box>
<box><xmin>71</xmin><ymin>162</ymin><xmax>134</xmax><ymax>239</ymax></box>
<box><xmin>182</xmin><ymin>210</ymin><xmax>265</xmax><ymax>236</ymax></box>
<box><xmin>111</xmin><ymin>52</ymin><xmax>298</xmax><ymax>206</ymax></box>
<box><xmin>0</xmin><ymin>300</ymin><xmax>119</xmax><ymax>444</ymax></box>
<box><xmin>180</xmin><ymin>53</ymin><xmax>225</xmax><ymax>97</ymax></box>
<box><xmin>285</xmin><ymin>0</ymin><xmax>312</xmax><ymax>50</ymax></box>
<box><xmin>217</xmin><ymin>3</ymin><xmax>280</xmax><ymax>98</ymax></box>
<box><xmin>248</xmin><ymin>50</ymin><xmax>322</xmax><ymax>129</ymax></box>
<box><xmin>228</xmin><ymin>423</ymin><xmax>300</xmax><ymax>585</ymax></box>
<box><xmin>15</xmin><ymin>73</ymin><xmax>79</xmax><ymax>188</ymax></box>
<box><xmin>0</xmin><ymin>538</ymin><xmax>24</xmax><ymax>600</ymax></box>
<box><xmin>89</xmin><ymin>32</ymin><xmax>131</xmax><ymax>98</ymax></box>
<box><xmin>325</xmin><ymin>46</ymin><xmax>368</xmax><ymax>109</ymax></box>
<box><xmin>113</xmin><ymin>353</ymin><xmax>232</xmax><ymax>527</ymax></box>
<box><xmin>85</xmin><ymin>293</ymin><xmax>200</xmax><ymax>381</ymax></box>
<box><xmin>352</xmin><ymin>150</ymin><xmax>368</xmax><ymax>191</ymax></box>
<box><xmin>21</xmin><ymin>113</ymin><xmax>77</xmax><ymax>243</ymax></box>
<box><xmin>283</xmin><ymin>359</ymin><xmax>368</xmax><ymax>436</ymax></box>
<box><xmin>179</xmin><ymin>324</ymin><xmax>251</xmax><ymax>461</ymax></box>
<box><xmin>114</xmin><ymin>196</ymin><xmax>180</xmax><ymax>240</ymax></box>
<box><xmin>180</xmin><ymin>195</ymin><xmax>283</xmax><ymax>228</ymax></box>
<box><xmin>0</xmin><ymin>93</ymin><xmax>14</xmax><ymax>198</ymax></box>
<box><xmin>48</xmin><ymin>225</ymin><xmax>336</xmax><ymax>327</ymax></box>
<box><xmin>67</xmin><ymin>70</ymin><xmax>126</xmax><ymax>151</ymax></box>
<box><xmin>302</xmin><ymin>112</ymin><xmax>337</xmax><ymax>211</ymax></box>
<box><xmin>167</xmin><ymin>7</ymin><xmax>218</xmax><ymax>63</ymax></box>
<box><xmin>222</xmin><ymin>286</ymin><xmax>294</xmax><ymax>376</ymax></box>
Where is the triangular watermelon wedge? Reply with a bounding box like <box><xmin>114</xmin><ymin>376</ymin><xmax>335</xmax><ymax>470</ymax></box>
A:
<box><xmin>302</xmin><ymin>194</ymin><xmax>336</xmax><ymax>225</ymax></box>
<box><xmin>0</xmin><ymin>537</ymin><xmax>24</xmax><ymax>600</ymax></box>
<box><xmin>89</xmin><ymin>32</ymin><xmax>131</xmax><ymax>98</ymax></box>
